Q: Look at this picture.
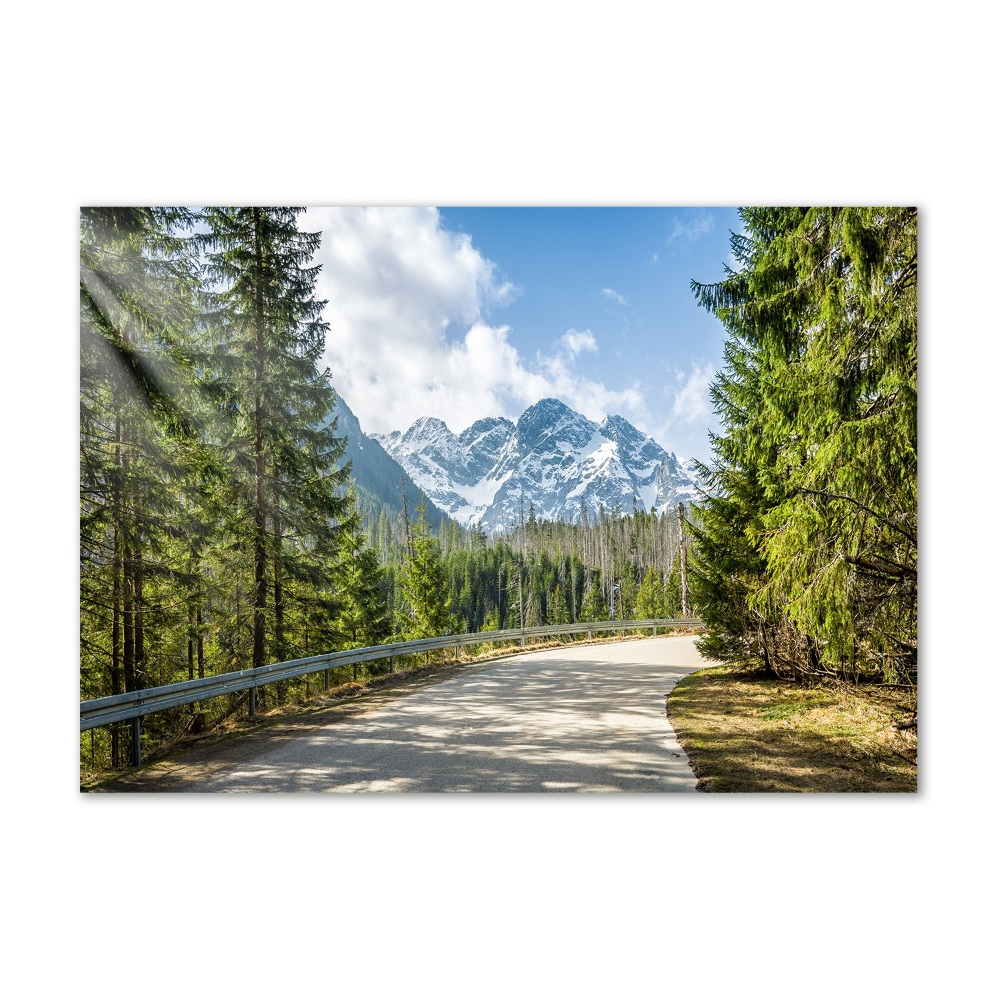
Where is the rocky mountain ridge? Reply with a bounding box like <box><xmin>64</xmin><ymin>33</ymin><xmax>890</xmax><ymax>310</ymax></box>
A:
<box><xmin>373</xmin><ymin>397</ymin><xmax>704</xmax><ymax>532</ymax></box>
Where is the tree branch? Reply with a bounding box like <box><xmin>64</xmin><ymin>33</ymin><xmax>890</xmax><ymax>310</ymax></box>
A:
<box><xmin>797</xmin><ymin>487</ymin><xmax>917</xmax><ymax>546</ymax></box>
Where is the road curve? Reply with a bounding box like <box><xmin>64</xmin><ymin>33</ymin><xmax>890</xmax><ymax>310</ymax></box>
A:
<box><xmin>120</xmin><ymin>635</ymin><xmax>717</xmax><ymax>793</ymax></box>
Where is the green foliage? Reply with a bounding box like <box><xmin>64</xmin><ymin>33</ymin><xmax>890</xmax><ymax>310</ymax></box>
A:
<box><xmin>80</xmin><ymin>207</ymin><xmax>207</xmax><ymax>763</ymax></box>
<box><xmin>690</xmin><ymin>207</ymin><xmax>917</xmax><ymax>682</ymax></box>
<box><xmin>399</xmin><ymin>498</ymin><xmax>453</xmax><ymax>639</ymax></box>
<box><xmin>334</xmin><ymin>496</ymin><xmax>392</xmax><ymax>649</ymax></box>
<box><xmin>195</xmin><ymin>207</ymin><xmax>353</xmax><ymax>672</ymax></box>
<box><xmin>635</xmin><ymin>567</ymin><xmax>667</xmax><ymax>619</ymax></box>
<box><xmin>547</xmin><ymin>584</ymin><xmax>570</xmax><ymax>626</ymax></box>
<box><xmin>80</xmin><ymin>207</ymin><xmax>382</xmax><ymax>769</ymax></box>
<box><xmin>579</xmin><ymin>575</ymin><xmax>609</xmax><ymax>622</ymax></box>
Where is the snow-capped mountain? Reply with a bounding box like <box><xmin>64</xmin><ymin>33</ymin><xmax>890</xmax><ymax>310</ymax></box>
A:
<box><xmin>374</xmin><ymin>398</ymin><xmax>704</xmax><ymax>532</ymax></box>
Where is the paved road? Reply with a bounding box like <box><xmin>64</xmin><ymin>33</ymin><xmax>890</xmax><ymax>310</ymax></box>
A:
<box><xmin>124</xmin><ymin>635</ymin><xmax>717</xmax><ymax>793</ymax></box>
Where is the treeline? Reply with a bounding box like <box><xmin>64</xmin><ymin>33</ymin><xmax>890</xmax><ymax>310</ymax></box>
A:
<box><xmin>366</xmin><ymin>497</ymin><xmax>693</xmax><ymax>635</ymax></box>
<box><xmin>689</xmin><ymin>208</ymin><xmax>917</xmax><ymax>684</ymax></box>
<box><xmin>80</xmin><ymin>208</ymin><xmax>693</xmax><ymax>771</ymax></box>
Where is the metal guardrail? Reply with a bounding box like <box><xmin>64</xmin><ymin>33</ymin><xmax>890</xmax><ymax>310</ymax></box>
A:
<box><xmin>80</xmin><ymin>617</ymin><xmax>703</xmax><ymax>763</ymax></box>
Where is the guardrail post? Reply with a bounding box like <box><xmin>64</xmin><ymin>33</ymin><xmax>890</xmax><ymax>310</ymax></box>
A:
<box><xmin>249</xmin><ymin>687</ymin><xmax>256</xmax><ymax>719</ymax></box>
<box><xmin>131</xmin><ymin>717</ymin><xmax>141</xmax><ymax>767</ymax></box>
<box><xmin>389</xmin><ymin>656</ymin><xmax>394</xmax><ymax>674</ymax></box>
<box><xmin>653</xmin><ymin>625</ymin><xmax>657</xmax><ymax>637</ymax></box>
<box><xmin>324</xmin><ymin>669</ymin><xmax>330</xmax><ymax>691</ymax></box>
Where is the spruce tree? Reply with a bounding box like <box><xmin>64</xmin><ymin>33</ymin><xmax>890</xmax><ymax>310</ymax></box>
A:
<box><xmin>547</xmin><ymin>584</ymin><xmax>570</xmax><ymax>626</ymax></box>
<box><xmin>635</xmin><ymin>567</ymin><xmax>666</xmax><ymax>619</ymax></box>
<box><xmin>333</xmin><ymin>495</ymin><xmax>392</xmax><ymax>678</ymax></box>
<box><xmin>80</xmin><ymin>207</ymin><xmax>203</xmax><ymax>762</ymax></box>
<box><xmin>691</xmin><ymin>207</ymin><xmax>917</xmax><ymax>681</ymax></box>
<box><xmin>399</xmin><ymin>497</ymin><xmax>452</xmax><ymax>639</ymax></box>
<box><xmin>524</xmin><ymin>582</ymin><xmax>541</xmax><ymax>627</ymax></box>
<box><xmin>579</xmin><ymin>575</ymin><xmax>609</xmax><ymax>622</ymax></box>
<box><xmin>195</xmin><ymin>208</ymin><xmax>351</xmax><ymax>674</ymax></box>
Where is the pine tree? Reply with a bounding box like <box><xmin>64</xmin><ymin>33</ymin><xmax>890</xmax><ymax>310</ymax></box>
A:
<box><xmin>524</xmin><ymin>581</ymin><xmax>541</xmax><ymax>627</ymax></box>
<box><xmin>334</xmin><ymin>495</ymin><xmax>392</xmax><ymax>675</ymax></box>
<box><xmin>400</xmin><ymin>497</ymin><xmax>452</xmax><ymax>639</ymax></box>
<box><xmin>195</xmin><ymin>208</ymin><xmax>351</xmax><ymax>675</ymax></box>
<box><xmin>635</xmin><ymin>567</ymin><xmax>667</xmax><ymax>619</ymax></box>
<box><xmin>691</xmin><ymin>207</ymin><xmax>917</xmax><ymax>681</ymax></box>
<box><xmin>547</xmin><ymin>584</ymin><xmax>570</xmax><ymax>626</ymax></box>
<box><xmin>80</xmin><ymin>207</ymin><xmax>203</xmax><ymax>763</ymax></box>
<box><xmin>579</xmin><ymin>574</ymin><xmax>609</xmax><ymax>622</ymax></box>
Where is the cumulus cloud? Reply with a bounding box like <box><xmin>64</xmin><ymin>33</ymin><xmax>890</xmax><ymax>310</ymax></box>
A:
<box><xmin>306</xmin><ymin>207</ymin><xmax>720</xmax><ymax>459</ymax></box>
<box><xmin>310</xmin><ymin>207</ymin><xmax>660</xmax><ymax>438</ymax></box>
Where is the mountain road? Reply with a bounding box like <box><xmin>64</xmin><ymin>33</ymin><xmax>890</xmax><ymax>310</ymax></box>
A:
<box><xmin>103</xmin><ymin>635</ymin><xmax>718</xmax><ymax>793</ymax></box>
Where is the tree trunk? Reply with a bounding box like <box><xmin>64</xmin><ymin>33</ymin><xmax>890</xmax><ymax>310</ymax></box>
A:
<box><xmin>678</xmin><ymin>502</ymin><xmax>690</xmax><ymax>617</ymax></box>
<box><xmin>197</xmin><ymin>605</ymin><xmax>205</xmax><ymax>679</ymax></box>
<box><xmin>272</xmin><ymin>510</ymin><xmax>287</xmax><ymax>703</ymax></box>
<box><xmin>110</xmin><ymin>414</ymin><xmax>123</xmax><ymax>768</ymax></box>
<box><xmin>188</xmin><ymin>603</ymin><xmax>195</xmax><ymax>681</ymax></box>
<box><xmin>252</xmin><ymin>207</ymin><xmax>268</xmax><ymax>675</ymax></box>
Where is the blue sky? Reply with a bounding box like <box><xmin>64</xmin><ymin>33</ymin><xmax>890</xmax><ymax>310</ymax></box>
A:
<box><xmin>310</xmin><ymin>206</ymin><xmax>743</xmax><ymax>462</ymax></box>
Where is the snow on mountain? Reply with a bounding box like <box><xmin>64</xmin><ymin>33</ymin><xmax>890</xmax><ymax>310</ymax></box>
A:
<box><xmin>374</xmin><ymin>397</ymin><xmax>704</xmax><ymax>532</ymax></box>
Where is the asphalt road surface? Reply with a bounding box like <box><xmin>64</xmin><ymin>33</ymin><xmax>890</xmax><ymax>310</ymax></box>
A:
<box><xmin>123</xmin><ymin>635</ymin><xmax>717</xmax><ymax>793</ymax></box>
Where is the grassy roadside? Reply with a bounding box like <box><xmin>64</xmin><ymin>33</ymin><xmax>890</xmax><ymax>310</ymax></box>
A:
<box><xmin>668</xmin><ymin>664</ymin><xmax>917</xmax><ymax>792</ymax></box>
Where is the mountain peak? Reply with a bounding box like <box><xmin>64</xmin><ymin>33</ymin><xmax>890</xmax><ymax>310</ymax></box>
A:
<box><xmin>516</xmin><ymin>397</ymin><xmax>593</xmax><ymax>452</ymax></box>
<box><xmin>522</xmin><ymin>397</ymin><xmax>574</xmax><ymax>419</ymax></box>
<box><xmin>601</xmin><ymin>413</ymin><xmax>635</xmax><ymax>432</ymax></box>
<box><xmin>407</xmin><ymin>415</ymin><xmax>451</xmax><ymax>436</ymax></box>
<box><xmin>377</xmin><ymin>397</ymin><xmax>704</xmax><ymax>531</ymax></box>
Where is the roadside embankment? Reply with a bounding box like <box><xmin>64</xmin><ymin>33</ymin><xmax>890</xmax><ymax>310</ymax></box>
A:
<box><xmin>667</xmin><ymin>664</ymin><xmax>917</xmax><ymax>792</ymax></box>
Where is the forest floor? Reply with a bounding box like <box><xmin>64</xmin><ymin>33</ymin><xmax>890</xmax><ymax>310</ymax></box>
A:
<box><xmin>667</xmin><ymin>664</ymin><xmax>917</xmax><ymax>792</ymax></box>
<box><xmin>84</xmin><ymin>631</ymin><xmax>699</xmax><ymax>791</ymax></box>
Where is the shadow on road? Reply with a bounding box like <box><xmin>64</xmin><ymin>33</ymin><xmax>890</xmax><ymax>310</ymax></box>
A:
<box><xmin>100</xmin><ymin>639</ymin><xmax>711</xmax><ymax>793</ymax></box>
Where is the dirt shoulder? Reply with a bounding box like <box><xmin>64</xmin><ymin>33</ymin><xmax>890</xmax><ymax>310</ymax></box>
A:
<box><xmin>667</xmin><ymin>664</ymin><xmax>917</xmax><ymax>792</ymax></box>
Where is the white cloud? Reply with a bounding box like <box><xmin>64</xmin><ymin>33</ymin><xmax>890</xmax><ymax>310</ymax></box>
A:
<box><xmin>602</xmin><ymin>287</ymin><xmax>626</xmax><ymax>305</ymax></box>
<box><xmin>559</xmin><ymin>328</ymin><xmax>598</xmax><ymax>358</ymax></box>
<box><xmin>308</xmin><ymin>208</ymin><xmax>720</xmax><ymax>459</ymax></box>
<box><xmin>311</xmin><ymin>207</ymin><xmax>659</xmax><ymax>438</ymax></box>
<box><xmin>667</xmin><ymin>362</ymin><xmax>715</xmax><ymax>428</ymax></box>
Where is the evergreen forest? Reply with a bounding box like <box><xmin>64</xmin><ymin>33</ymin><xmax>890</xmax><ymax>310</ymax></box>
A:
<box><xmin>79</xmin><ymin>208</ymin><xmax>692</xmax><ymax>770</ymax></box>
<box><xmin>80</xmin><ymin>206</ymin><xmax>917</xmax><ymax>773</ymax></box>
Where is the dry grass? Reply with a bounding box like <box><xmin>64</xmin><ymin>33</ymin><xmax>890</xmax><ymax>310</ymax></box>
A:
<box><xmin>668</xmin><ymin>665</ymin><xmax>917</xmax><ymax>792</ymax></box>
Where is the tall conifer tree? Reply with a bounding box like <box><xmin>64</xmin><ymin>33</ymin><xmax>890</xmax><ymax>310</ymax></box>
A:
<box><xmin>196</xmin><ymin>208</ymin><xmax>351</xmax><ymax>673</ymax></box>
<box><xmin>690</xmin><ymin>207</ymin><xmax>917</xmax><ymax>681</ymax></box>
<box><xmin>400</xmin><ymin>497</ymin><xmax>452</xmax><ymax>639</ymax></box>
<box><xmin>80</xmin><ymin>207</ymin><xmax>203</xmax><ymax>762</ymax></box>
